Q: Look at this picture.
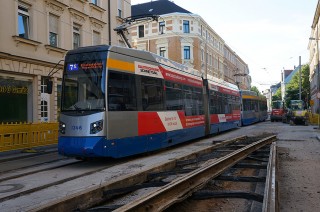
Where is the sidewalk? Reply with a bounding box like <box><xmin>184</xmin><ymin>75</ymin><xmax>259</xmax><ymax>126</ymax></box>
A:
<box><xmin>277</xmin><ymin>125</ymin><xmax>320</xmax><ymax>212</ymax></box>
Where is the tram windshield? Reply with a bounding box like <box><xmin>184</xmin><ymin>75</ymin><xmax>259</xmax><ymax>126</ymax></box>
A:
<box><xmin>272</xmin><ymin>101</ymin><xmax>283</xmax><ymax>109</ymax></box>
<box><xmin>61</xmin><ymin>52</ymin><xmax>106</xmax><ymax>111</ymax></box>
<box><xmin>290</xmin><ymin>100</ymin><xmax>304</xmax><ymax>110</ymax></box>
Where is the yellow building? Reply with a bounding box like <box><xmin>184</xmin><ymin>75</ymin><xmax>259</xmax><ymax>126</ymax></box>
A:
<box><xmin>0</xmin><ymin>0</ymin><xmax>131</xmax><ymax>123</ymax></box>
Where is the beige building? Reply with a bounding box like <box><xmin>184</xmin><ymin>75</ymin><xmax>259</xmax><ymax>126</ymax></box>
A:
<box><xmin>130</xmin><ymin>1</ymin><xmax>250</xmax><ymax>90</ymax></box>
<box><xmin>0</xmin><ymin>0</ymin><xmax>131</xmax><ymax>123</ymax></box>
<box><xmin>308</xmin><ymin>0</ymin><xmax>320</xmax><ymax>114</ymax></box>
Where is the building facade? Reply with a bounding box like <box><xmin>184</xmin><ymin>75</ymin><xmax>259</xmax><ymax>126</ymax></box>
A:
<box><xmin>0</xmin><ymin>0</ymin><xmax>131</xmax><ymax>123</ymax></box>
<box><xmin>130</xmin><ymin>0</ymin><xmax>250</xmax><ymax>89</ymax></box>
<box><xmin>309</xmin><ymin>0</ymin><xmax>320</xmax><ymax>113</ymax></box>
<box><xmin>309</xmin><ymin>1</ymin><xmax>320</xmax><ymax>113</ymax></box>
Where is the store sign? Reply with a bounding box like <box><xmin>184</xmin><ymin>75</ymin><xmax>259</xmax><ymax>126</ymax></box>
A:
<box><xmin>0</xmin><ymin>85</ymin><xmax>28</xmax><ymax>94</ymax></box>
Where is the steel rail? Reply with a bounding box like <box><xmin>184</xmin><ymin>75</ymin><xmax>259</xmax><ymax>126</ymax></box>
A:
<box><xmin>262</xmin><ymin>142</ymin><xmax>278</xmax><ymax>212</ymax></box>
<box><xmin>115</xmin><ymin>135</ymin><xmax>277</xmax><ymax>212</ymax></box>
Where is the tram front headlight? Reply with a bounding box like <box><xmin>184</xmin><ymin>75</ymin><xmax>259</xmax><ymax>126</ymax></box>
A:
<box><xmin>59</xmin><ymin>121</ymin><xmax>66</xmax><ymax>134</ymax></box>
<box><xmin>90</xmin><ymin>120</ymin><xmax>103</xmax><ymax>134</ymax></box>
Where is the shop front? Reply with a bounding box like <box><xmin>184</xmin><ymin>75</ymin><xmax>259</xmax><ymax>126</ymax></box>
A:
<box><xmin>0</xmin><ymin>77</ymin><xmax>33</xmax><ymax>123</ymax></box>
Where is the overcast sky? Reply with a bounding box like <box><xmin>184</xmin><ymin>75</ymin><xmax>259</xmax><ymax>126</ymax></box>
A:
<box><xmin>131</xmin><ymin>0</ymin><xmax>318</xmax><ymax>91</ymax></box>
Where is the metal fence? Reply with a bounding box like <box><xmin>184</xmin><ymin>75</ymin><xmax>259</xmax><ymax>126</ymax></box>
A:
<box><xmin>0</xmin><ymin>122</ymin><xmax>58</xmax><ymax>153</ymax></box>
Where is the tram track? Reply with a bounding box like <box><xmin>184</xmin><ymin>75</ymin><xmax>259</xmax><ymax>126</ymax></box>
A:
<box><xmin>0</xmin><ymin>160</ymin><xmax>122</xmax><ymax>202</ymax></box>
<box><xmin>0</xmin><ymin>151</ymin><xmax>66</xmax><ymax>173</ymax></box>
<box><xmin>93</xmin><ymin>135</ymin><xmax>276</xmax><ymax>212</ymax></box>
<box><xmin>0</xmin><ymin>134</ymin><xmax>277</xmax><ymax>211</ymax></box>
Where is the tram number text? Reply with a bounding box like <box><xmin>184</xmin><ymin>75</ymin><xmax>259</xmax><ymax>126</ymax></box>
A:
<box><xmin>72</xmin><ymin>125</ymin><xmax>83</xmax><ymax>131</ymax></box>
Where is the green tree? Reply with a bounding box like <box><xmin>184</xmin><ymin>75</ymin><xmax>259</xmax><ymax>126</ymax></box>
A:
<box><xmin>285</xmin><ymin>64</ymin><xmax>310</xmax><ymax>108</ymax></box>
<box><xmin>272</xmin><ymin>88</ymin><xmax>282</xmax><ymax>101</ymax></box>
<box><xmin>250</xmin><ymin>86</ymin><xmax>262</xmax><ymax>96</ymax></box>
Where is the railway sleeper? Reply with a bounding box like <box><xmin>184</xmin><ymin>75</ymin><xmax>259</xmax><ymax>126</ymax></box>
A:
<box><xmin>192</xmin><ymin>190</ymin><xmax>264</xmax><ymax>202</ymax></box>
<box><xmin>103</xmin><ymin>181</ymin><xmax>168</xmax><ymax>199</ymax></box>
<box><xmin>251</xmin><ymin>150</ymin><xmax>271</xmax><ymax>154</ymax></box>
<box><xmin>176</xmin><ymin>150</ymin><xmax>229</xmax><ymax>167</ymax></box>
<box><xmin>216</xmin><ymin>175</ymin><xmax>266</xmax><ymax>182</ymax></box>
<box><xmin>87</xmin><ymin>204</ymin><xmax>122</xmax><ymax>212</ymax></box>
<box><xmin>233</xmin><ymin>163</ymin><xmax>268</xmax><ymax>169</ymax></box>
<box><xmin>147</xmin><ymin>168</ymin><xmax>195</xmax><ymax>179</ymax></box>
<box><xmin>245</xmin><ymin>156</ymin><xmax>269</xmax><ymax>162</ymax></box>
<box><xmin>176</xmin><ymin>158</ymin><xmax>200</xmax><ymax>166</ymax></box>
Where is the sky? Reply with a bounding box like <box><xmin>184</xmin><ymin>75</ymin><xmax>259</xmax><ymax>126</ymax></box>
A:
<box><xmin>131</xmin><ymin>0</ymin><xmax>318</xmax><ymax>92</ymax></box>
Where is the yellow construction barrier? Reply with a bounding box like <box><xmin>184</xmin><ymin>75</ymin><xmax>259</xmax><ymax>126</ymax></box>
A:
<box><xmin>0</xmin><ymin>122</ymin><xmax>58</xmax><ymax>153</ymax></box>
<box><xmin>307</xmin><ymin>112</ymin><xmax>319</xmax><ymax>125</ymax></box>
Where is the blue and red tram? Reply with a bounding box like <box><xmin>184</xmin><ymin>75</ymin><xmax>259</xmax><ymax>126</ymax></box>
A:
<box><xmin>58</xmin><ymin>45</ymin><xmax>263</xmax><ymax>159</ymax></box>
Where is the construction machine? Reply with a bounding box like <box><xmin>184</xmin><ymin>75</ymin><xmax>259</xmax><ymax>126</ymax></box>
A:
<box><xmin>282</xmin><ymin>100</ymin><xmax>308</xmax><ymax>125</ymax></box>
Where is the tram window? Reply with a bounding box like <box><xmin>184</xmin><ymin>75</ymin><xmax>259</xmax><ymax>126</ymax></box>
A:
<box><xmin>254</xmin><ymin>100</ymin><xmax>259</xmax><ymax>112</ymax></box>
<box><xmin>209</xmin><ymin>91</ymin><xmax>218</xmax><ymax>114</ymax></box>
<box><xmin>217</xmin><ymin>94</ymin><xmax>222</xmax><ymax>114</ymax></box>
<box><xmin>243</xmin><ymin>99</ymin><xmax>248</xmax><ymax>111</ymax></box>
<box><xmin>183</xmin><ymin>85</ymin><xmax>192</xmax><ymax>116</ymax></box>
<box><xmin>183</xmin><ymin>85</ymin><xmax>204</xmax><ymax>116</ymax></box>
<box><xmin>108</xmin><ymin>71</ymin><xmax>137</xmax><ymax>111</ymax></box>
<box><xmin>165</xmin><ymin>81</ymin><xmax>183</xmax><ymax>111</ymax></box>
<box><xmin>141</xmin><ymin>76</ymin><xmax>164</xmax><ymax>111</ymax></box>
<box><xmin>223</xmin><ymin>94</ymin><xmax>229</xmax><ymax>114</ymax></box>
<box><xmin>193</xmin><ymin>87</ymin><xmax>204</xmax><ymax>115</ymax></box>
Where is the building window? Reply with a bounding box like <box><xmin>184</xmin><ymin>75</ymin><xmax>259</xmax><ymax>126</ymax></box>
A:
<box><xmin>93</xmin><ymin>31</ymin><xmax>100</xmax><ymax>45</ymax></box>
<box><xmin>159</xmin><ymin>47</ymin><xmax>166</xmax><ymax>57</ymax></box>
<box><xmin>184</xmin><ymin>46</ymin><xmax>190</xmax><ymax>59</ymax></box>
<box><xmin>138</xmin><ymin>25</ymin><xmax>144</xmax><ymax>38</ymax></box>
<box><xmin>159</xmin><ymin>21</ymin><xmax>165</xmax><ymax>34</ymax></box>
<box><xmin>41</xmin><ymin>77</ymin><xmax>48</xmax><ymax>93</ymax></box>
<box><xmin>117</xmin><ymin>0</ymin><xmax>122</xmax><ymax>17</ymax></box>
<box><xmin>18</xmin><ymin>4</ymin><xmax>30</xmax><ymax>39</ymax></box>
<box><xmin>183</xmin><ymin>20</ymin><xmax>190</xmax><ymax>33</ymax></box>
<box><xmin>49</xmin><ymin>14</ymin><xmax>58</xmax><ymax>47</ymax></box>
<box><xmin>91</xmin><ymin>0</ymin><xmax>98</xmax><ymax>5</ymax></box>
<box><xmin>73</xmin><ymin>24</ymin><xmax>80</xmax><ymax>49</ymax></box>
<box><xmin>41</xmin><ymin>100</ymin><xmax>48</xmax><ymax>119</ymax></box>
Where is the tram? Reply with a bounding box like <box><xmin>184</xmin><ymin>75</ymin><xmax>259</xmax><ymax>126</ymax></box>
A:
<box><xmin>57</xmin><ymin>45</ymin><xmax>262</xmax><ymax>159</ymax></box>
<box><xmin>270</xmin><ymin>100</ymin><xmax>286</xmax><ymax>122</ymax></box>
<box><xmin>240</xmin><ymin>90</ymin><xmax>268</xmax><ymax>126</ymax></box>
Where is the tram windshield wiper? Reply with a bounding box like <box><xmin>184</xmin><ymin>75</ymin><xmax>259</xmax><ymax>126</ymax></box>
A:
<box><xmin>73</xmin><ymin>103</ymin><xmax>81</xmax><ymax>111</ymax></box>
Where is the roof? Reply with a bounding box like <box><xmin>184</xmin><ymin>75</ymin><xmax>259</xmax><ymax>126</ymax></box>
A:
<box><xmin>283</xmin><ymin>69</ymin><xmax>293</xmax><ymax>79</ymax></box>
<box><xmin>284</xmin><ymin>65</ymin><xmax>301</xmax><ymax>84</ymax></box>
<box><xmin>132</xmin><ymin>0</ymin><xmax>191</xmax><ymax>17</ymax></box>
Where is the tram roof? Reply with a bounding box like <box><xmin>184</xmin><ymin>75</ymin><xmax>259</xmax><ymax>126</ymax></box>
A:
<box><xmin>207</xmin><ymin>75</ymin><xmax>239</xmax><ymax>91</ymax></box>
